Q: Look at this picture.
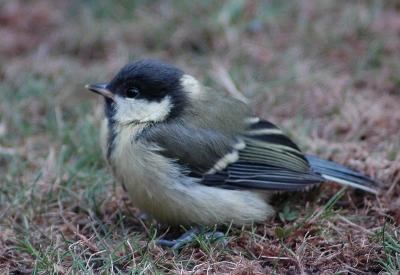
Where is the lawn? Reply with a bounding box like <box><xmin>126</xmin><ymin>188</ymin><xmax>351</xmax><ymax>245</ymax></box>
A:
<box><xmin>0</xmin><ymin>0</ymin><xmax>399</xmax><ymax>274</ymax></box>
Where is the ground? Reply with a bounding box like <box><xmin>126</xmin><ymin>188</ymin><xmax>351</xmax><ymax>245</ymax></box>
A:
<box><xmin>0</xmin><ymin>0</ymin><xmax>399</xmax><ymax>274</ymax></box>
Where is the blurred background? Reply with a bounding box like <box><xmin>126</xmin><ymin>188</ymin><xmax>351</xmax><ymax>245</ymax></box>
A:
<box><xmin>0</xmin><ymin>0</ymin><xmax>399</xmax><ymax>273</ymax></box>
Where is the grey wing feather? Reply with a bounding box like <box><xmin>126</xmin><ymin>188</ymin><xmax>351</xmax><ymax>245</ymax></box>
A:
<box><xmin>202</xmin><ymin>162</ymin><xmax>325</xmax><ymax>190</ymax></box>
<box><xmin>200</xmin><ymin>119</ymin><xmax>327</xmax><ymax>190</ymax></box>
<box><xmin>241</xmin><ymin>120</ymin><xmax>311</xmax><ymax>173</ymax></box>
<box><xmin>304</xmin><ymin>155</ymin><xmax>379</xmax><ymax>194</ymax></box>
<box><xmin>141</xmin><ymin>119</ymin><xmax>242</xmax><ymax>174</ymax></box>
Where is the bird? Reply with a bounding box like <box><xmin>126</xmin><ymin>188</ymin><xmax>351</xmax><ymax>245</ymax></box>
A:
<box><xmin>85</xmin><ymin>59</ymin><xmax>378</xmax><ymax>235</ymax></box>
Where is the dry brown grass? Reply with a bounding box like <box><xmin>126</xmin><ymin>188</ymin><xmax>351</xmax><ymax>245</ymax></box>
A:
<box><xmin>0</xmin><ymin>0</ymin><xmax>399</xmax><ymax>274</ymax></box>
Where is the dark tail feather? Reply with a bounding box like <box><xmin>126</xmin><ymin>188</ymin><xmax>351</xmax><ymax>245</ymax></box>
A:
<box><xmin>304</xmin><ymin>155</ymin><xmax>379</xmax><ymax>195</ymax></box>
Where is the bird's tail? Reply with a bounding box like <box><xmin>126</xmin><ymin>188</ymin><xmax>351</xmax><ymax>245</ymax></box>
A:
<box><xmin>304</xmin><ymin>155</ymin><xmax>379</xmax><ymax>195</ymax></box>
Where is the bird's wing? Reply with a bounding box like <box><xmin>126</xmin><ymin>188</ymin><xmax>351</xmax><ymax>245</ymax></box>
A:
<box><xmin>201</xmin><ymin>119</ymin><xmax>326</xmax><ymax>190</ymax></box>
<box><xmin>201</xmin><ymin>120</ymin><xmax>378</xmax><ymax>193</ymax></box>
<box><xmin>141</xmin><ymin>119</ymin><xmax>244</xmax><ymax>174</ymax></box>
<box><xmin>142</xmin><ymin>117</ymin><xmax>326</xmax><ymax>190</ymax></box>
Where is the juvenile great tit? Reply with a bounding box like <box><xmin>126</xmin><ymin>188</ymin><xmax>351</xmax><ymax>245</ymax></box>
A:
<box><xmin>85</xmin><ymin>59</ymin><xmax>378</xmax><ymax>228</ymax></box>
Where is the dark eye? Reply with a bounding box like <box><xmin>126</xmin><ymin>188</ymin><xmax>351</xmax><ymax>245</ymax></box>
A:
<box><xmin>126</xmin><ymin>87</ymin><xmax>139</xmax><ymax>98</ymax></box>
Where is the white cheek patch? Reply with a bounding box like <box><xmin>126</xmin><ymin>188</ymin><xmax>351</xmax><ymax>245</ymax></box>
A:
<box><xmin>181</xmin><ymin>74</ymin><xmax>203</xmax><ymax>98</ymax></box>
<box><xmin>114</xmin><ymin>95</ymin><xmax>172</xmax><ymax>124</ymax></box>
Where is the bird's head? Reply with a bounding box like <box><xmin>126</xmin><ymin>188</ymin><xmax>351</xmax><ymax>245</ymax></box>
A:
<box><xmin>85</xmin><ymin>59</ymin><xmax>191</xmax><ymax>124</ymax></box>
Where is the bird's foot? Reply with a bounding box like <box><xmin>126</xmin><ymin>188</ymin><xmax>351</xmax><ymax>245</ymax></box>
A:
<box><xmin>156</xmin><ymin>226</ymin><xmax>226</xmax><ymax>250</ymax></box>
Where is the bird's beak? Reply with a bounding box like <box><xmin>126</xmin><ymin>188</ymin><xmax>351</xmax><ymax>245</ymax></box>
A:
<box><xmin>85</xmin><ymin>83</ymin><xmax>115</xmax><ymax>101</ymax></box>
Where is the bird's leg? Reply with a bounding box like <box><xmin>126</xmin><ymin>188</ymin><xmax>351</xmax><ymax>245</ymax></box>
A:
<box><xmin>156</xmin><ymin>225</ymin><xmax>226</xmax><ymax>250</ymax></box>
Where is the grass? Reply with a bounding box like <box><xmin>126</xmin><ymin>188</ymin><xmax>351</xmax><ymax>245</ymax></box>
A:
<box><xmin>1</xmin><ymin>0</ymin><xmax>399</xmax><ymax>274</ymax></box>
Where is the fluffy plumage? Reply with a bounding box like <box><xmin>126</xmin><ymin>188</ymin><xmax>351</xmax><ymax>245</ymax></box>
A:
<box><xmin>85</xmin><ymin>59</ymin><xmax>378</xmax><ymax>227</ymax></box>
